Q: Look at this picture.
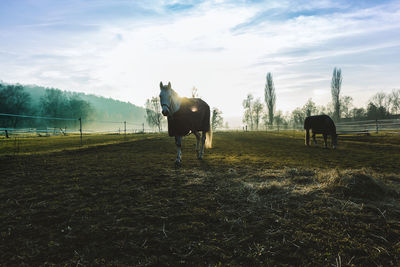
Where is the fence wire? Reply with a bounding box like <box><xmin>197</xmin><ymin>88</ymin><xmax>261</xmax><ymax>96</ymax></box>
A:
<box><xmin>1</xmin><ymin>112</ymin><xmax>400</xmax><ymax>138</ymax></box>
<box><xmin>0</xmin><ymin>113</ymin><xmax>155</xmax><ymax>139</ymax></box>
<box><xmin>0</xmin><ymin>113</ymin><xmax>76</xmax><ymax>121</ymax></box>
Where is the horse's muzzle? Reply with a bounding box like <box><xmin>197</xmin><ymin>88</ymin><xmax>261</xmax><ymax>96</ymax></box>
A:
<box><xmin>162</xmin><ymin>106</ymin><xmax>169</xmax><ymax>116</ymax></box>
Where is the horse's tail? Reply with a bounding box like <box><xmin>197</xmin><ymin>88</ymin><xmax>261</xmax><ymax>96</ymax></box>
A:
<box><xmin>205</xmin><ymin>127</ymin><xmax>213</xmax><ymax>149</ymax></box>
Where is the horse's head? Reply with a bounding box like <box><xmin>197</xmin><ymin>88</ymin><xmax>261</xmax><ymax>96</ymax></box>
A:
<box><xmin>159</xmin><ymin>81</ymin><xmax>172</xmax><ymax>116</ymax></box>
<box><xmin>159</xmin><ymin>81</ymin><xmax>180</xmax><ymax>117</ymax></box>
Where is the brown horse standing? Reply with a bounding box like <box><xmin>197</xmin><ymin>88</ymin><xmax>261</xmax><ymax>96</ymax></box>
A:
<box><xmin>159</xmin><ymin>82</ymin><xmax>212</xmax><ymax>166</ymax></box>
<box><xmin>304</xmin><ymin>115</ymin><xmax>337</xmax><ymax>149</ymax></box>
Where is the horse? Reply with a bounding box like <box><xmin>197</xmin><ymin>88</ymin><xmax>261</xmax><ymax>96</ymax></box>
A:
<box><xmin>304</xmin><ymin>114</ymin><xmax>337</xmax><ymax>149</ymax></box>
<box><xmin>159</xmin><ymin>81</ymin><xmax>212</xmax><ymax>166</ymax></box>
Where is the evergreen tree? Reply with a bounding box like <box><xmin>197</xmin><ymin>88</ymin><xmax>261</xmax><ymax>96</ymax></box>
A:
<box><xmin>264</xmin><ymin>72</ymin><xmax>276</xmax><ymax>125</ymax></box>
<box><xmin>0</xmin><ymin>84</ymin><xmax>32</xmax><ymax>128</ymax></box>
<box><xmin>331</xmin><ymin>67</ymin><xmax>342</xmax><ymax>121</ymax></box>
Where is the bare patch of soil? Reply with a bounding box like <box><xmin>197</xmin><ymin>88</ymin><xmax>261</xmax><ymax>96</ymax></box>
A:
<box><xmin>1</xmin><ymin>133</ymin><xmax>400</xmax><ymax>266</ymax></box>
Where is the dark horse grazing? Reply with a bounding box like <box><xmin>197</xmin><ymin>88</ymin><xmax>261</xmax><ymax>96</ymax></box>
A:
<box><xmin>159</xmin><ymin>82</ymin><xmax>212</xmax><ymax>165</ymax></box>
<box><xmin>304</xmin><ymin>115</ymin><xmax>337</xmax><ymax>149</ymax></box>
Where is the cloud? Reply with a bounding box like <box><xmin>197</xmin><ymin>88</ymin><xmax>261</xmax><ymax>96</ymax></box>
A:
<box><xmin>0</xmin><ymin>0</ymin><xmax>399</xmax><ymax>119</ymax></box>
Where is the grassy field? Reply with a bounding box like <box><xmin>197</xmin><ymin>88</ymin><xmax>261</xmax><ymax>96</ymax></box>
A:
<box><xmin>1</xmin><ymin>131</ymin><xmax>400</xmax><ymax>266</ymax></box>
<box><xmin>0</xmin><ymin>133</ymin><xmax>162</xmax><ymax>155</ymax></box>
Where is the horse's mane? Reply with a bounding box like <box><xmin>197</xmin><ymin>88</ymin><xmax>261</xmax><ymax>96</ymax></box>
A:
<box><xmin>169</xmin><ymin>88</ymin><xmax>181</xmax><ymax>114</ymax></box>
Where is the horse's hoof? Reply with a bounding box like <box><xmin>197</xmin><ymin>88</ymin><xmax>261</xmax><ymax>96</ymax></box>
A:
<box><xmin>197</xmin><ymin>156</ymin><xmax>203</xmax><ymax>160</ymax></box>
<box><xmin>175</xmin><ymin>161</ymin><xmax>182</xmax><ymax>167</ymax></box>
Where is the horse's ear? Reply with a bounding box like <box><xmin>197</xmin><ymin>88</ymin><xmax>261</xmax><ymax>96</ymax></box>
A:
<box><xmin>167</xmin><ymin>82</ymin><xmax>171</xmax><ymax>90</ymax></box>
<box><xmin>160</xmin><ymin>81</ymin><xmax>163</xmax><ymax>89</ymax></box>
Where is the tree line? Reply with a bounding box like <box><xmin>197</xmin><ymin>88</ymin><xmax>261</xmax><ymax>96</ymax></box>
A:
<box><xmin>0</xmin><ymin>83</ymin><xmax>93</xmax><ymax>129</ymax></box>
<box><xmin>242</xmin><ymin>68</ymin><xmax>400</xmax><ymax>130</ymax></box>
<box><xmin>0</xmin><ymin>83</ymin><xmax>147</xmax><ymax>130</ymax></box>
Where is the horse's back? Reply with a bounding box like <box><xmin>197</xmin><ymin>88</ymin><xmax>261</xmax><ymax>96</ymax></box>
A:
<box><xmin>304</xmin><ymin>115</ymin><xmax>336</xmax><ymax>134</ymax></box>
<box><xmin>168</xmin><ymin>98</ymin><xmax>210</xmax><ymax>136</ymax></box>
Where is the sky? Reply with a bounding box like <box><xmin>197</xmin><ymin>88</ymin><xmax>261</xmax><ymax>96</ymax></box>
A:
<box><xmin>1</xmin><ymin>0</ymin><xmax>400</xmax><ymax>123</ymax></box>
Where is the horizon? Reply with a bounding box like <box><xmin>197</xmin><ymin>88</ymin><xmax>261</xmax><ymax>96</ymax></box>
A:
<box><xmin>1</xmin><ymin>0</ymin><xmax>399</xmax><ymax>119</ymax></box>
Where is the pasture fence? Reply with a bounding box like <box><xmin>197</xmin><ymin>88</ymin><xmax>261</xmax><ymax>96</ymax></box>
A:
<box><xmin>2</xmin><ymin>112</ymin><xmax>400</xmax><ymax>155</ymax></box>
<box><xmin>232</xmin><ymin>118</ymin><xmax>400</xmax><ymax>135</ymax></box>
<box><xmin>335</xmin><ymin>118</ymin><xmax>400</xmax><ymax>135</ymax></box>
<box><xmin>0</xmin><ymin>112</ymin><xmax>157</xmax><ymax>142</ymax></box>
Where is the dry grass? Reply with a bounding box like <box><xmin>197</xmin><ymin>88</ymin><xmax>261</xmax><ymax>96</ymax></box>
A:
<box><xmin>1</xmin><ymin>131</ymin><xmax>400</xmax><ymax>266</ymax></box>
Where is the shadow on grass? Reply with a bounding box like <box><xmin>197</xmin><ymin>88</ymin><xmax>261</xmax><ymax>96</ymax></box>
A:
<box><xmin>1</xmin><ymin>133</ymin><xmax>400</xmax><ymax>266</ymax></box>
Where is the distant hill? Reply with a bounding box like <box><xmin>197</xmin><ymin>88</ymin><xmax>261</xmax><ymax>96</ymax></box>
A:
<box><xmin>1</xmin><ymin>82</ymin><xmax>148</xmax><ymax>131</ymax></box>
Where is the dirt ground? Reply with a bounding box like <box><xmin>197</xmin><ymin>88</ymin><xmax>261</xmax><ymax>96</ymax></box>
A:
<box><xmin>1</xmin><ymin>132</ymin><xmax>400</xmax><ymax>266</ymax></box>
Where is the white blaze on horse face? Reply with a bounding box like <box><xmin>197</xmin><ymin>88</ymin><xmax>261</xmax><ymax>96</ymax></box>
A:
<box><xmin>159</xmin><ymin>88</ymin><xmax>171</xmax><ymax>116</ymax></box>
<box><xmin>159</xmin><ymin>82</ymin><xmax>181</xmax><ymax>117</ymax></box>
<box><xmin>159</xmin><ymin>90</ymin><xmax>169</xmax><ymax>105</ymax></box>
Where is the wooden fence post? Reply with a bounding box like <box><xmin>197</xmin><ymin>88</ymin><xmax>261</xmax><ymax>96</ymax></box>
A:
<box><xmin>79</xmin><ymin>117</ymin><xmax>82</xmax><ymax>146</ymax></box>
<box><xmin>124</xmin><ymin>121</ymin><xmax>126</xmax><ymax>138</ymax></box>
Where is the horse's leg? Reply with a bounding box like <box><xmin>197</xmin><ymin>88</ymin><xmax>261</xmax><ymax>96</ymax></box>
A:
<box><xmin>193</xmin><ymin>131</ymin><xmax>201</xmax><ymax>158</ymax></box>
<box><xmin>198</xmin><ymin>131</ymin><xmax>206</xmax><ymax>160</ymax></box>
<box><xmin>175</xmin><ymin>135</ymin><xmax>182</xmax><ymax>165</ymax></box>
<box><xmin>312</xmin><ymin>132</ymin><xmax>317</xmax><ymax>145</ymax></box>
<box><xmin>332</xmin><ymin>134</ymin><xmax>337</xmax><ymax>149</ymax></box>
<box><xmin>323</xmin><ymin>134</ymin><xmax>328</xmax><ymax>148</ymax></box>
<box><xmin>305</xmin><ymin>129</ymin><xmax>310</xmax><ymax>146</ymax></box>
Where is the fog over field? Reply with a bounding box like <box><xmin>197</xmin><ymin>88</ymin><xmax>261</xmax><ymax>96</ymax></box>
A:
<box><xmin>1</xmin><ymin>0</ymin><xmax>399</xmax><ymax>122</ymax></box>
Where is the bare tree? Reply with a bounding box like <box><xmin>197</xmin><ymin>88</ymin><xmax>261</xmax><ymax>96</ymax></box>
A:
<box><xmin>302</xmin><ymin>98</ymin><xmax>317</xmax><ymax>117</ymax></box>
<box><xmin>331</xmin><ymin>67</ymin><xmax>342</xmax><ymax>121</ymax></box>
<box><xmin>325</xmin><ymin>101</ymin><xmax>335</xmax><ymax>118</ymax></box>
<box><xmin>350</xmin><ymin>107</ymin><xmax>366</xmax><ymax>120</ymax></box>
<box><xmin>252</xmin><ymin>98</ymin><xmax>263</xmax><ymax>130</ymax></box>
<box><xmin>274</xmin><ymin>110</ymin><xmax>285</xmax><ymax>132</ymax></box>
<box><xmin>242</xmin><ymin>94</ymin><xmax>254</xmax><ymax>130</ymax></box>
<box><xmin>211</xmin><ymin>107</ymin><xmax>223</xmax><ymax>131</ymax></box>
<box><xmin>389</xmin><ymin>89</ymin><xmax>400</xmax><ymax>115</ymax></box>
<box><xmin>340</xmin><ymin>95</ymin><xmax>353</xmax><ymax>119</ymax></box>
<box><xmin>262</xmin><ymin>113</ymin><xmax>269</xmax><ymax>130</ymax></box>
<box><xmin>367</xmin><ymin>92</ymin><xmax>391</xmax><ymax>120</ymax></box>
<box><xmin>291</xmin><ymin>107</ymin><xmax>305</xmax><ymax>128</ymax></box>
<box><xmin>370</xmin><ymin>92</ymin><xmax>389</xmax><ymax>110</ymax></box>
<box><xmin>191</xmin><ymin>87</ymin><xmax>198</xmax><ymax>98</ymax></box>
<box><xmin>367</xmin><ymin>102</ymin><xmax>389</xmax><ymax>120</ymax></box>
<box><xmin>264</xmin><ymin>72</ymin><xmax>276</xmax><ymax>125</ymax></box>
<box><xmin>316</xmin><ymin>105</ymin><xmax>327</xmax><ymax>115</ymax></box>
<box><xmin>145</xmin><ymin>97</ymin><xmax>164</xmax><ymax>132</ymax></box>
